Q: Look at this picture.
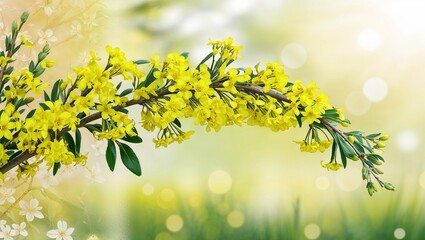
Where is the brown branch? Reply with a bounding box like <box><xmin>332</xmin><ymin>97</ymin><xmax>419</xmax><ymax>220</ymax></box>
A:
<box><xmin>0</xmin><ymin>88</ymin><xmax>171</xmax><ymax>174</ymax></box>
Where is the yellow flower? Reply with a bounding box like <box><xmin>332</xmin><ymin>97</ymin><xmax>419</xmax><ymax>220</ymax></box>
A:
<box><xmin>41</xmin><ymin>59</ymin><xmax>56</xmax><ymax>68</ymax></box>
<box><xmin>0</xmin><ymin>112</ymin><xmax>16</xmax><ymax>140</ymax></box>
<box><xmin>301</xmin><ymin>106</ymin><xmax>322</xmax><ymax>124</ymax></box>
<box><xmin>320</xmin><ymin>161</ymin><xmax>342</xmax><ymax>171</ymax></box>
<box><xmin>96</xmin><ymin>102</ymin><xmax>116</xmax><ymax>119</ymax></box>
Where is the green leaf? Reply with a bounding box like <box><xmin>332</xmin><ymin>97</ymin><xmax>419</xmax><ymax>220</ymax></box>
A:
<box><xmin>39</xmin><ymin>102</ymin><xmax>49</xmax><ymax>110</ymax></box>
<box><xmin>51</xmin><ymin>79</ymin><xmax>62</xmax><ymax>102</ymax></box>
<box><xmin>4</xmin><ymin>66</ymin><xmax>13</xmax><ymax>75</ymax></box>
<box><xmin>53</xmin><ymin>162</ymin><xmax>61</xmax><ymax>176</ymax></box>
<box><xmin>330</xmin><ymin>138</ymin><xmax>338</xmax><ymax>161</ymax></box>
<box><xmin>25</xmin><ymin>109</ymin><xmax>36</xmax><ymax>119</ymax></box>
<box><xmin>106</xmin><ymin>140</ymin><xmax>117</xmax><ymax>171</ymax></box>
<box><xmin>38</xmin><ymin>52</ymin><xmax>48</xmax><ymax>62</ymax></box>
<box><xmin>117</xmin><ymin>108</ymin><xmax>129</xmax><ymax>114</ymax></box>
<box><xmin>12</xmin><ymin>45</ymin><xmax>21</xmax><ymax>55</ymax></box>
<box><xmin>28</xmin><ymin>60</ymin><xmax>35</xmax><ymax>72</ymax></box>
<box><xmin>180</xmin><ymin>52</ymin><xmax>189</xmax><ymax>59</ymax></box>
<box><xmin>295</xmin><ymin>114</ymin><xmax>303</xmax><ymax>128</ymax></box>
<box><xmin>366</xmin><ymin>133</ymin><xmax>381</xmax><ymax>139</ymax></box>
<box><xmin>117</xmin><ymin>142</ymin><xmax>141</xmax><ymax>176</ymax></box>
<box><xmin>353</xmin><ymin>141</ymin><xmax>365</xmax><ymax>154</ymax></box>
<box><xmin>63</xmin><ymin>132</ymin><xmax>76</xmax><ymax>155</ymax></box>
<box><xmin>33</xmin><ymin>66</ymin><xmax>45</xmax><ymax>78</ymax></box>
<box><xmin>76</xmin><ymin>112</ymin><xmax>86</xmax><ymax>119</ymax></box>
<box><xmin>173</xmin><ymin>118</ymin><xmax>182</xmax><ymax>128</ymax></box>
<box><xmin>7</xmin><ymin>149</ymin><xmax>21</xmax><ymax>158</ymax></box>
<box><xmin>336</xmin><ymin>136</ymin><xmax>347</xmax><ymax>168</ymax></box>
<box><xmin>119</xmin><ymin>88</ymin><xmax>133</xmax><ymax>97</ymax></box>
<box><xmin>84</xmin><ymin>124</ymin><xmax>102</xmax><ymax>133</ymax></box>
<box><xmin>122</xmin><ymin>135</ymin><xmax>143</xmax><ymax>144</ymax></box>
<box><xmin>134</xmin><ymin>59</ymin><xmax>150</xmax><ymax>65</ymax></box>
<box><xmin>5</xmin><ymin>36</ymin><xmax>10</xmax><ymax>49</ymax></box>
<box><xmin>139</xmin><ymin>67</ymin><xmax>158</xmax><ymax>88</ymax></box>
<box><xmin>20</xmin><ymin>11</ymin><xmax>29</xmax><ymax>23</ymax></box>
<box><xmin>75</xmin><ymin>129</ymin><xmax>81</xmax><ymax>154</ymax></box>
<box><xmin>43</xmin><ymin>91</ymin><xmax>50</xmax><ymax>101</ymax></box>
<box><xmin>11</xmin><ymin>21</ymin><xmax>18</xmax><ymax>36</ymax></box>
<box><xmin>196</xmin><ymin>52</ymin><xmax>214</xmax><ymax>70</ymax></box>
<box><xmin>346</xmin><ymin>131</ymin><xmax>363</xmax><ymax>136</ymax></box>
<box><xmin>116</xmin><ymin>81</ymin><xmax>122</xmax><ymax>91</ymax></box>
<box><xmin>323</xmin><ymin>109</ymin><xmax>339</xmax><ymax>119</ymax></box>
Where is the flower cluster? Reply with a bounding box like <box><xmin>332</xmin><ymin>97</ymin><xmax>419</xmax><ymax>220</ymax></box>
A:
<box><xmin>0</xmin><ymin>13</ymin><xmax>391</xmax><ymax>207</ymax></box>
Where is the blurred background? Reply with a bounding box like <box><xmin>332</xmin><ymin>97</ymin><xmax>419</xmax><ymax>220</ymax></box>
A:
<box><xmin>3</xmin><ymin>0</ymin><xmax>425</xmax><ymax>239</ymax></box>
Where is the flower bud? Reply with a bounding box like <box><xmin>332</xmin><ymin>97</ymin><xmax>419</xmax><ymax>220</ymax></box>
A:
<box><xmin>384</xmin><ymin>182</ymin><xmax>395</xmax><ymax>191</ymax></box>
<box><xmin>25</xmin><ymin>97</ymin><xmax>34</xmax><ymax>104</ymax></box>
<box><xmin>347</xmin><ymin>135</ymin><xmax>355</xmax><ymax>143</ymax></box>
<box><xmin>376</xmin><ymin>142</ymin><xmax>386</xmax><ymax>148</ymax></box>
<box><xmin>371</xmin><ymin>167</ymin><xmax>383</xmax><ymax>174</ymax></box>
<box><xmin>378</xmin><ymin>135</ymin><xmax>390</xmax><ymax>141</ymax></box>
<box><xmin>340</xmin><ymin>122</ymin><xmax>349</xmax><ymax>127</ymax></box>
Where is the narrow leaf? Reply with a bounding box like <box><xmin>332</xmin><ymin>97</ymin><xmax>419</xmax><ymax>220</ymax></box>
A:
<box><xmin>296</xmin><ymin>114</ymin><xmax>303</xmax><ymax>128</ymax></box>
<box><xmin>119</xmin><ymin>88</ymin><xmax>133</xmax><ymax>97</ymax></box>
<box><xmin>43</xmin><ymin>91</ymin><xmax>50</xmax><ymax>101</ymax></box>
<box><xmin>75</xmin><ymin>129</ymin><xmax>81</xmax><ymax>154</ymax></box>
<box><xmin>196</xmin><ymin>52</ymin><xmax>214</xmax><ymax>70</ymax></box>
<box><xmin>84</xmin><ymin>124</ymin><xmax>102</xmax><ymax>133</ymax></box>
<box><xmin>180</xmin><ymin>52</ymin><xmax>189</xmax><ymax>59</ymax></box>
<box><xmin>116</xmin><ymin>82</ymin><xmax>122</xmax><ymax>91</ymax></box>
<box><xmin>53</xmin><ymin>162</ymin><xmax>61</xmax><ymax>176</ymax></box>
<box><xmin>134</xmin><ymin>59</ymin><xmax>150</xmax><ymax>65</ymax></box>
<box><xmin>51</xmin><ymin>79</ymin><xmax>61</xmax><ymax>102</ymax></box>
<box><xmin>63</xmin><ymin>132</ymin><xmax>76</xmax><ymax>155</ymax></box>
<box><xmin>106</xmin><ymin>140</ymin><xmax>117</xmax><ymax>171</ymax></box>
<box><xmin>122</xmin><ymin>135</ymin><xmax>143</xmax><ymax>144</ymax></box>
<box><xmin>366</xmin><ymin>133</ymin><xmax>381</xmax><ymax>139</ymax></box>
<box><xmin>173</xmin><ymin>118</ymin><xmax>182</xmax><ymax>128</ymax></box>
<box><xmin>117</xmin><ymin>142</ymin><xmax>142</xmax><ymax>176</ymax></box>
<box><xmin>336</xmin><ymin>136</ymin><xmax>347</xmax><ymax>168</ymax></box>
<box><xmin>139</xmin><ymin>67</ymin><xmax>158</xmax><ymax>88</ymax></box>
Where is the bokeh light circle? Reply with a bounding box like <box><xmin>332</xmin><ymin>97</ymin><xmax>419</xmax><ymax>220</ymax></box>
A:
<box><xmin>357</xmin><ymin>28</ymin><xmax>382</xmax><ymax>51</ymax></box>
<box><xmin>345</xmin><ymin>91</ymin><xmax>371</xmax><ymax>116</ymax></box>
<box><xmin>142</xmin><ymin>184</ymin><xmax>154</xmax><ymax>195</ymax></box>
<box><xmin>166</xmin><ymin>214</ymin><xmax>184</xmax><ymax>232</ymax></box>
<box><xmin>208</xmin><ymin>170</ymin><xmax>232</xmax><ymax>194</ymax></box>
<box><xmin>304</xmin><ymin>223</ymin><xmax>321</xmax><ymax>239</ymax></box>
<box><xmin>280</xmin><ymin>43</ymin><xmax>307</xmax><ymax>69</ymax></box>
<box><xmin>227</xmin><ymin>210</ymin><xmax>245</xmax><ymax>228</ymax></box>
<box><xmin>394</xmin><ymin>228</ymin><xmax>406</xmax><ymax>239</ymax></box>
<box><xmin>396</xmin><ymin>130</ymin><xmax>419</xmax><ymax>152</ymax></box>
<box><xmin>363</xmin><ymin>77</ymin><xmax>388</xmax><ymax>102</ymax></box>
<box><xmin>315</xmin><ymin>176</ymin><xmax>330</xmax><ymax>190</ymax></box>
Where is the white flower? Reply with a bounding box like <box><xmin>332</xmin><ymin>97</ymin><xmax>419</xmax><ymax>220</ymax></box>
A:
<box><xmin>19</xmin><ymin>198</ymin><xmax>44</xmax><ymax>221</ymax></box>
<box><xmin>0</xmin><ymin>220</ymin><xmax>6</xmax><ymax>226</ymax></box>
<box><xmin>37</xmin><ymin>29</ymin><xmax>58</xmax><ymax>45</ymax></box>
<box><xmin>91</xmin><ymin>141</ymin><xmax>106</xmax><ymax>157</ymax></box>
<box><xmin>47</xmin><ymin>220</ymin><xmax>74</xmax><ymax>240</ymax></box>
<box><xmin>0</xmin><ymin>224</ymin><xmax>18</xmax><ymax>240</ymax></box>
<box><xmin>0</xmin><ymin>187</ymin><xmax>16</xmax><ymax>204</ymax></box>
<box><xmin>70</xmin><ymin>21</ymin><xmax>83</xmax><ymax>38</ymax></box>
<box><xmin>85</xmin><ymin>163</ymin><xmax>105</xmax><ymax>184</ymax></box>
<box><xmin>12</xmin><ymin>222</ymin><xmax>27</xmax><ymax>237</ymax></box>
<box><xmin>81</xmin><ymin>12</ymin><xmax>98</xmax><ymax>30</ymax></box>
<box><xmin>37</xmin><ymin>165</ymin><xmax>59</xmax><ymax>189</ymax></box>
<box><xmin>36</xmin><ymin>0</ymin><xmax>60</xmax><ymax>16</ymax></box>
